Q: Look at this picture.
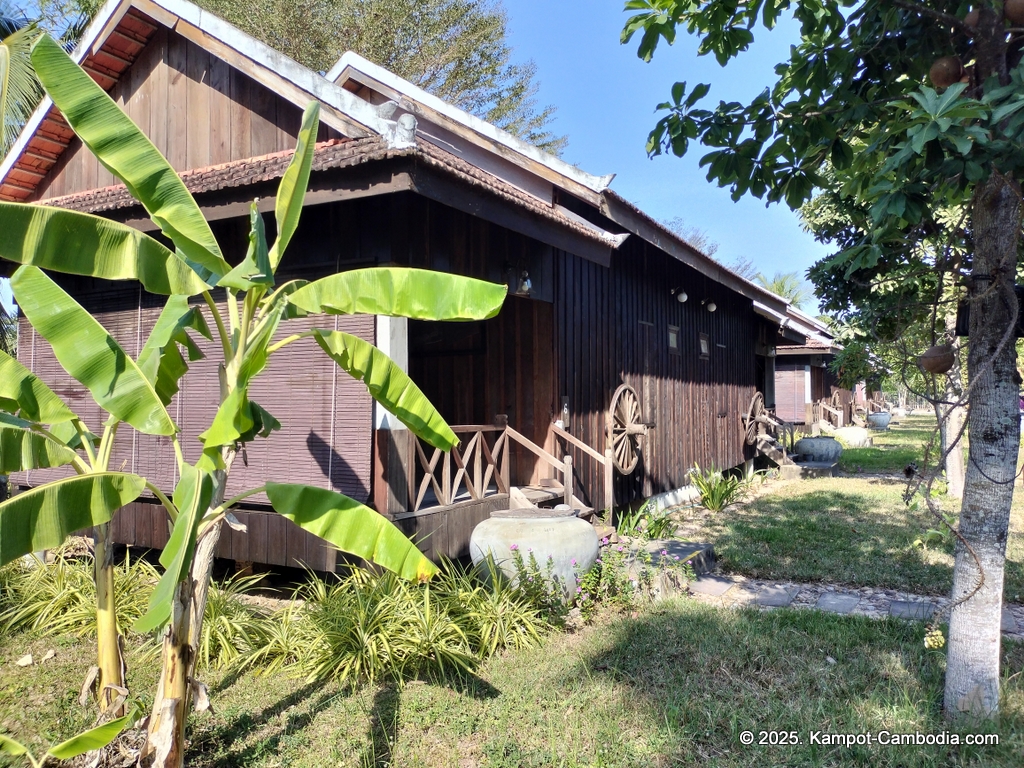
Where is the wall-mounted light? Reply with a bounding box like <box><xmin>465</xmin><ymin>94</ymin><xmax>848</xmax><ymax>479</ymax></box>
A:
<box><xmin>670</xmin><ymin>287</ymin><xmax>688</xmax><ymax>303</ymax></box>
<box><xmin>515</xmin><ymin>270</ymin><xmax>532</xmax><ymax>297</ymax></box>
<box><xmin>504</xmin><ymin>263</ymin><xmax>532</xmax><ymax>297</ymax></box>
<box><xmin>702</xmin><ymin>299</ymin><xmax>717</xmax><ymax>312</ymax></box>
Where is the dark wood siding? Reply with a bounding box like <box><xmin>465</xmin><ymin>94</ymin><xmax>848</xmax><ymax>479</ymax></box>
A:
<box><xmin>34</xmin><ymin>28</ymin><xmax>340</xmax><ymax>201</ymax></box>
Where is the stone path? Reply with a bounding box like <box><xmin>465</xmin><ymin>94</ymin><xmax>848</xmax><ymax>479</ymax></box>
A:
<box><xmin>687</xmin><ymin>572</ymin><xmax>1024</xmax><ymax>642</ymax></box>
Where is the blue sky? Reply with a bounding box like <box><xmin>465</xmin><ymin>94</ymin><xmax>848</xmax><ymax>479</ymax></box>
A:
<box><xmin>503</xmin><ymin>1</ymin><xmax>833</xmax><ymax>294</ymax></box>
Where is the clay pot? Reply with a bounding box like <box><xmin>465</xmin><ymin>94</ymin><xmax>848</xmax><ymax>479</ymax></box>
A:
<box><xmin>866</xmin><ymin>412</ymin><xmax>892</xmax><ymax>431</ymax></box>
<box><xmin>930</xmin><ymin>56</ymin><xmax>964</xmax><ymax>88</ymax></box>
<box><xmin>470</xmin><ymin>507</ymin><xmax>598</xmax><ymax>596</ymax></box>
<box><xmin>794</xmin><ymin>436</ymin><xmax>843</xmax><ymax>463</ymax></box>
<box><xmin>919</xmin><ymin>343</ymin><xmax>955</xmax><ymax>374</ymax></box>
<box><xmin>1007</xmin><ymin>0</ymin><xmax>1024</xmax><ymax>26</ymax></box>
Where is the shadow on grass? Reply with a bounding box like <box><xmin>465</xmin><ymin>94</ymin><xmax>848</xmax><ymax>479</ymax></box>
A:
<box><xmin>567</xmin><ymin>603</ymin><xmax>1022</xmax><ymax>768</ymax></box>
<box><xmin>188</xmin><ymin>669</ymin><xmax>500</xmax><ymax>767</ymax></box>
<box><xmin>707</xmin><ymin>489</ymin><xmax>958</xmax><ymax>594</ymax></box>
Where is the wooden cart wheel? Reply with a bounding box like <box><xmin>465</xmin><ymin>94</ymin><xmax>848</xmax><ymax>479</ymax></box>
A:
<box><xmin>607</xmin><ymin>384</ymin><xmax>646</xmax><ymax>474</ymax></box>
<box><xmin>743</xmin><ymin>391</ymin><xmax>765</xmax><ymax>445</ymax></box>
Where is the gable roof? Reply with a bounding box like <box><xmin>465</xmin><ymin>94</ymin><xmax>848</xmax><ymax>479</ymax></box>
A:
<box><xmin>0</xmin><ymin>0</ymin><xmax>793</xmax><ymax>314</ymax></box>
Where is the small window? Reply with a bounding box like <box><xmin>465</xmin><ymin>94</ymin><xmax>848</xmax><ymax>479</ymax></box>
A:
<box><xmin>699</xmin><ymin>332</ymin><xmax>710</xmax><ymax>359</ymax></box>
<box><xmin>668</xmin><ymin>325</ymin><xmax>680</xmax><ymax>355</ymax></box>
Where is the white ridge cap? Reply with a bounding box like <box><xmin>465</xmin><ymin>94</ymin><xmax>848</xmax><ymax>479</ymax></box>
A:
<box><xmin>326</xmin><ymin>50</ymin><xmax>615</xmax><ymax>194</ymax></box>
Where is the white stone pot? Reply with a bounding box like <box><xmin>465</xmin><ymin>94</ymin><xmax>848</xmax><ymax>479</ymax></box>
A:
<box><xmin>866</xmin><ymin>412</ymin><xmax>892</xmax><ymax>430</ymax></box>
<box><xmin>834</xmin><ymin>426</ymin><xmax>873</xmax><ymax>448</ymax></box>
<box><xmin>470</xmin><ymin>508</ymin><xmax>599</xmax><ymax>595</ymax></box>
<box><xmin>793</xmin><ymin>436</ymin><xmax>843</xmax><ymax>463</ymax></box>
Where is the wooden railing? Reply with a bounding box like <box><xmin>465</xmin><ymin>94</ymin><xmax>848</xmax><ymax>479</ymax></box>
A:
<box><xmin>549</xmin><ymin>423</ymin><xmax>614</xmax><ymax>515</ymax></box>
<box><xmin>411</xmin><ymin>422</ymin><xmax>601</xmax><ymax>514</ymax></box>
<box><xmin>810</xmin><ymin>400</ymin><xmax>844</xmax><ymax>428</ymax></box>
<box><xmin>413</xmin><ymin>425</ymin><xmax>508</xmax><ymax>512</ymax></box>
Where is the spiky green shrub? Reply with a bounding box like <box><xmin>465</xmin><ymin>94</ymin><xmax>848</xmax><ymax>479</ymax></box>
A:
<box><xmin>196</xmin><ymin>572</ymin><xmax>272</xmax><ymax>670</ymax></box>
<box><xmin>690</xmin><ymin>462</ymin><xmax>745</xmax><ymax>512</ymax></box>
<box><xmin>0</xmin><ymin>548</ymin><xmax>158</xmax><ymax>637</ymax></box>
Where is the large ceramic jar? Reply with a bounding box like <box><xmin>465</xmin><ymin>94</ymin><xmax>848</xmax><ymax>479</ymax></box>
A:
<box><xmin>866</xmin><ymin>412</ymin><xmax>892</xmax><ymax>430</ymax></box>
<box><xmin>793</xmin><ymin>436</ymin><xmax>843</xmax><ymax>463</ymax></box>
<box><xmin>470</xmin><ymin>507</ymin><xmax>599</xmax><ymax>596</ymax></box>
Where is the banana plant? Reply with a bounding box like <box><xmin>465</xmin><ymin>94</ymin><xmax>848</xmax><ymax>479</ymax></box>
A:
<box><xmin>0</xmin><ymin>34</ymin><xmax>507</xmax><ymax>768</ymax></box>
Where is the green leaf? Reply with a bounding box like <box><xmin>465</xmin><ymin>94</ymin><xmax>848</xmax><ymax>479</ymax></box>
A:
<box><xmin>30</xmin><ymin>35</ymin><xmax>230</xmax><ymax>286</ymax></box>
<box><xmin>0</xmin><ymin>472</ymin><xmax>146</xmax><ymax>566</ymax></box>
<box><xmin>11</xmin><ymin>266</ymin><xmax>177</xmax><ymax>436</ymax></box>
<box><xmin>0</xmin><ymin>349</ymin><xmax>78</xmax><ymax>424</ymax></box>
<box><xmin>313</xmin><ymin>330</ymin><xmax>457</xmax><ymax>451</ymax></box>
<box><xmin>266</xmin><ymin>483</ymin><xmax>438</xmax><ymax>581</ymax></box>
<box><xmin>199</xmin><ymin>387</ymin><xmax>252</xmax><ymax>449</ymax></box>
<box><xmin>46</xmin><ymin>714</ymin><xmax>133</xmax><ymax>760</ymax></box>
<box><xmin>135</xmin><ymin>464</ymin><xmax>211</xmax><ymax>633</ymax></box>
<box><xmin>238</xmin><ymin>400</ymin><xmax>280</xmax><ymax>442</ymax></box>
<box><xmin>288</xmin><ymin>268</ymin><xmax>506</xmax><ymax>320</ymax></box>
<box><xmin>0</xmin><ymin>733</ymin><xmax>29</xmax><ymax>757</ymax></box>
<box><xmin>0</xmin><ymin>203</ymin><xmax>208</xmax><ymax>295</ymax></box>
<box><xmin>219</xmin><ymin>202</ymin><xmax>273</xmax><ymax>290</ymax></box>
<box><xmin>270</xmin><ymin>102</ymin><xmax>320</xmax><ymax>271</ymax></box>
<box><xmin>0</xmin><ymin>412</ymin><xmax>78</xmax><ymax>473</ymax></box>
<box><xmin>136</xmin><ymin>295</ymin><xmax>210</xmax><ymax>405</ymax></box>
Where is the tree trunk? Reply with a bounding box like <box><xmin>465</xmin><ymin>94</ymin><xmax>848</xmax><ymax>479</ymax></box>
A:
<box><xmin>93</xmin><ymin>522</ymin><xmax>125</xmax><ymax>715</ymax></box>
<box><xmin>142</xmin><ymin>461</ymin><xmax>231</xmax><ymax>768</ymax></box>
<box><xmin>944</xmin><ymin>170</ymin><xmax>1021</xmax><ymax>719</ymax></box>
<box><xmin>942</xmin><ymin>313</ymin><xmax>966</xmax><ymax>499</ymax></box>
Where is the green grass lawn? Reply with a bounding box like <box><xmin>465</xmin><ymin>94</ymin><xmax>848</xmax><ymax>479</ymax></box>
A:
<box><xmin>2</xmin><ymin>602</ymin><xmax>1022</xmax><ymax>767</ymax></box>
<box><xmin>680</xmin><ymin>478</ymin><xmax>1024</xmax><ymax>599</ymax></box>
<box><xmin>838</xmin><ymin>414</ymin><xmax>945</xmax><ymax>475</ymax></box>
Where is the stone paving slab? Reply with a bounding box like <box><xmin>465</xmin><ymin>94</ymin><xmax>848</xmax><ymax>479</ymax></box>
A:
<box><xmin>816</xmin><ymin>592</ymin><xmax>861</xmax><ymax>614</ymax></box>
<box><xmin>1003</xmin><ymin>608</ymin><xmax>1017</xmax><ymax>632</ymax></box>
<box><xmin>889</xmin><ymin>600</ymin><xmax>935</xmax><ymax>620</ymax></box>
<box><xmin>689</xmin><ymin>575</ymin><xmax>736</xmax><ymax>597</ymax></box>
<box><xmin>755</xmin><ymin>585</ymin><xmax>800</xmax><ymax>607</ymax></box>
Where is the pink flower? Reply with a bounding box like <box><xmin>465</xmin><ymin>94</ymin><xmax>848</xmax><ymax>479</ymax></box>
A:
<box><xmin>510</xmin><ymin>543</ymin><xmax>519</xmax><ymax>551</ymax></box>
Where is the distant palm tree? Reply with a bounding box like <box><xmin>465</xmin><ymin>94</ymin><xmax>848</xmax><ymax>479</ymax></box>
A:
<box><xmin>1</xmin><ymin>2</ymin><xmax>40</xmax><ymax>155</ymax></box>
<box><xmin>755</xmin><ymin>271</ymin><xmax>813</xmax><ymax>309</ymax></box>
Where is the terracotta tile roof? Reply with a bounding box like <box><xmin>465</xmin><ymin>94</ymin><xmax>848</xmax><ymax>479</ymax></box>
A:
<box><xmin>0</xmin><ymin>8</ymin><xmax>159</xmax><ymax>202</ymax></box>
<box><xmin>39</xmin><ymin>137</ymin><xmax>619</xmax><ymax>247</ymax></box>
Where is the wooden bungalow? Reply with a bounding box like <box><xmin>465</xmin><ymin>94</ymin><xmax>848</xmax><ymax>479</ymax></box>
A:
<box><xmin>1</xmin><ymin>0</ymin><xmax>799</xmax><ymax>569</ymax></box>
<box><xmin>770</xmin><ymin>309</ymin><xmax>856</xmax><ymax>426</ymax></box>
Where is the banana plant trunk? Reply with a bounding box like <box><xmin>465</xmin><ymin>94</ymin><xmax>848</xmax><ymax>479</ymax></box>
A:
<box><xmin>93</xmin><ymin>522</ymin><xmax>125</xmax><ymax>715</ymax></box>
<box><xmin>944</xmin><ymin>170</ymin><xmax>1022</xmax><ymax>719</ymax></box>
<box><xmin>144</xmin><ymin>463</ymin><xmax>230</xmax><ymax>768</ymax></box>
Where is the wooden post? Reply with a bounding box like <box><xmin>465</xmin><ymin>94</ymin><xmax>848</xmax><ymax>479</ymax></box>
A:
<box><xmin>442</xmin><ymin>450</ymin><xmax>451</xmax><ymax>506</ymax></box>
<box><xmin>474</xmin><ymin>429</ymin><xmax>483</xmax><ymax>497</ymax></box>
<box><xmin>604</xmin><ymin>448</ymin><xmax>615</xmax><ymax>521</ymax></box>
<box><xmin>563</xmin><ymin>455</ymin><xmax>573</xmax><ymax>508</ymax></box>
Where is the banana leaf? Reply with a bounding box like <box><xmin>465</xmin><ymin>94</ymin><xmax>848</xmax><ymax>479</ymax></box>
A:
<box><xmin>46</xmin><ymin>714</ymin><xmax>134</xmax><ymax>760</ymax></box>
<box><xmin>266</xmin><ymin>483</ymin><xmax>437</xmax><ymax>581</ymax></box>
<box><xmin>135</xmin><ymin>464</ymin><xmax>211</xmax><ymax>633</ymax></box>
<box><xmin>220</xmin><ymin>202</ymin><xmax>273</xmax><ymax>290</ymax></box>
<box><xmin>30</xmin><ymin>34</ymin><xmax>230</xmax><ymax>285</ymax></box>
<box><xmin>0</xmin><ymin>472</ymin><xmax>146</xmax><ymax>566</ymax></box>
<box><xmin>136</xmin><ymin>295</ymin><xmax>210</xmax><ymax>405</ymax></box>
<box><xmin>0</xmin><ymin>348</ymin><xmax>77</xmax><ymax>424</ymax></box>
<box><xmin>269</xmin><ymin>102</ymin><xmax>320</xmax><ymax>271</ymax></box>
<box><xmin>313</xmin><ymin>330</ymin><xmax>456</xmax><ymax>450</ymax></box>
<box><xmin>11</xmin><ymin>266</ymin><xmax>177</xmax><ymax>436</ymax></box>
<box><xmin>287</xmin><ymin>268</ymin><xmax>507</xmax><ymax>320</ymax></box>
<box><xmin>0</xmin><ymin>412</ymin><xmax>78</xmax><ymax>472</ymax></box>
<box><xmin>0</xmin><ymin>203</ymin><xmax>208</xmax><ymax>295</ymax></box>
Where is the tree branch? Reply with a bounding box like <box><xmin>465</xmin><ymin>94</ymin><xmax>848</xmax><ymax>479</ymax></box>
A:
<box><xmin>890</xmin><ymin>0</ymin><xmax>970</xmax><ymax>33</ymax></box>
